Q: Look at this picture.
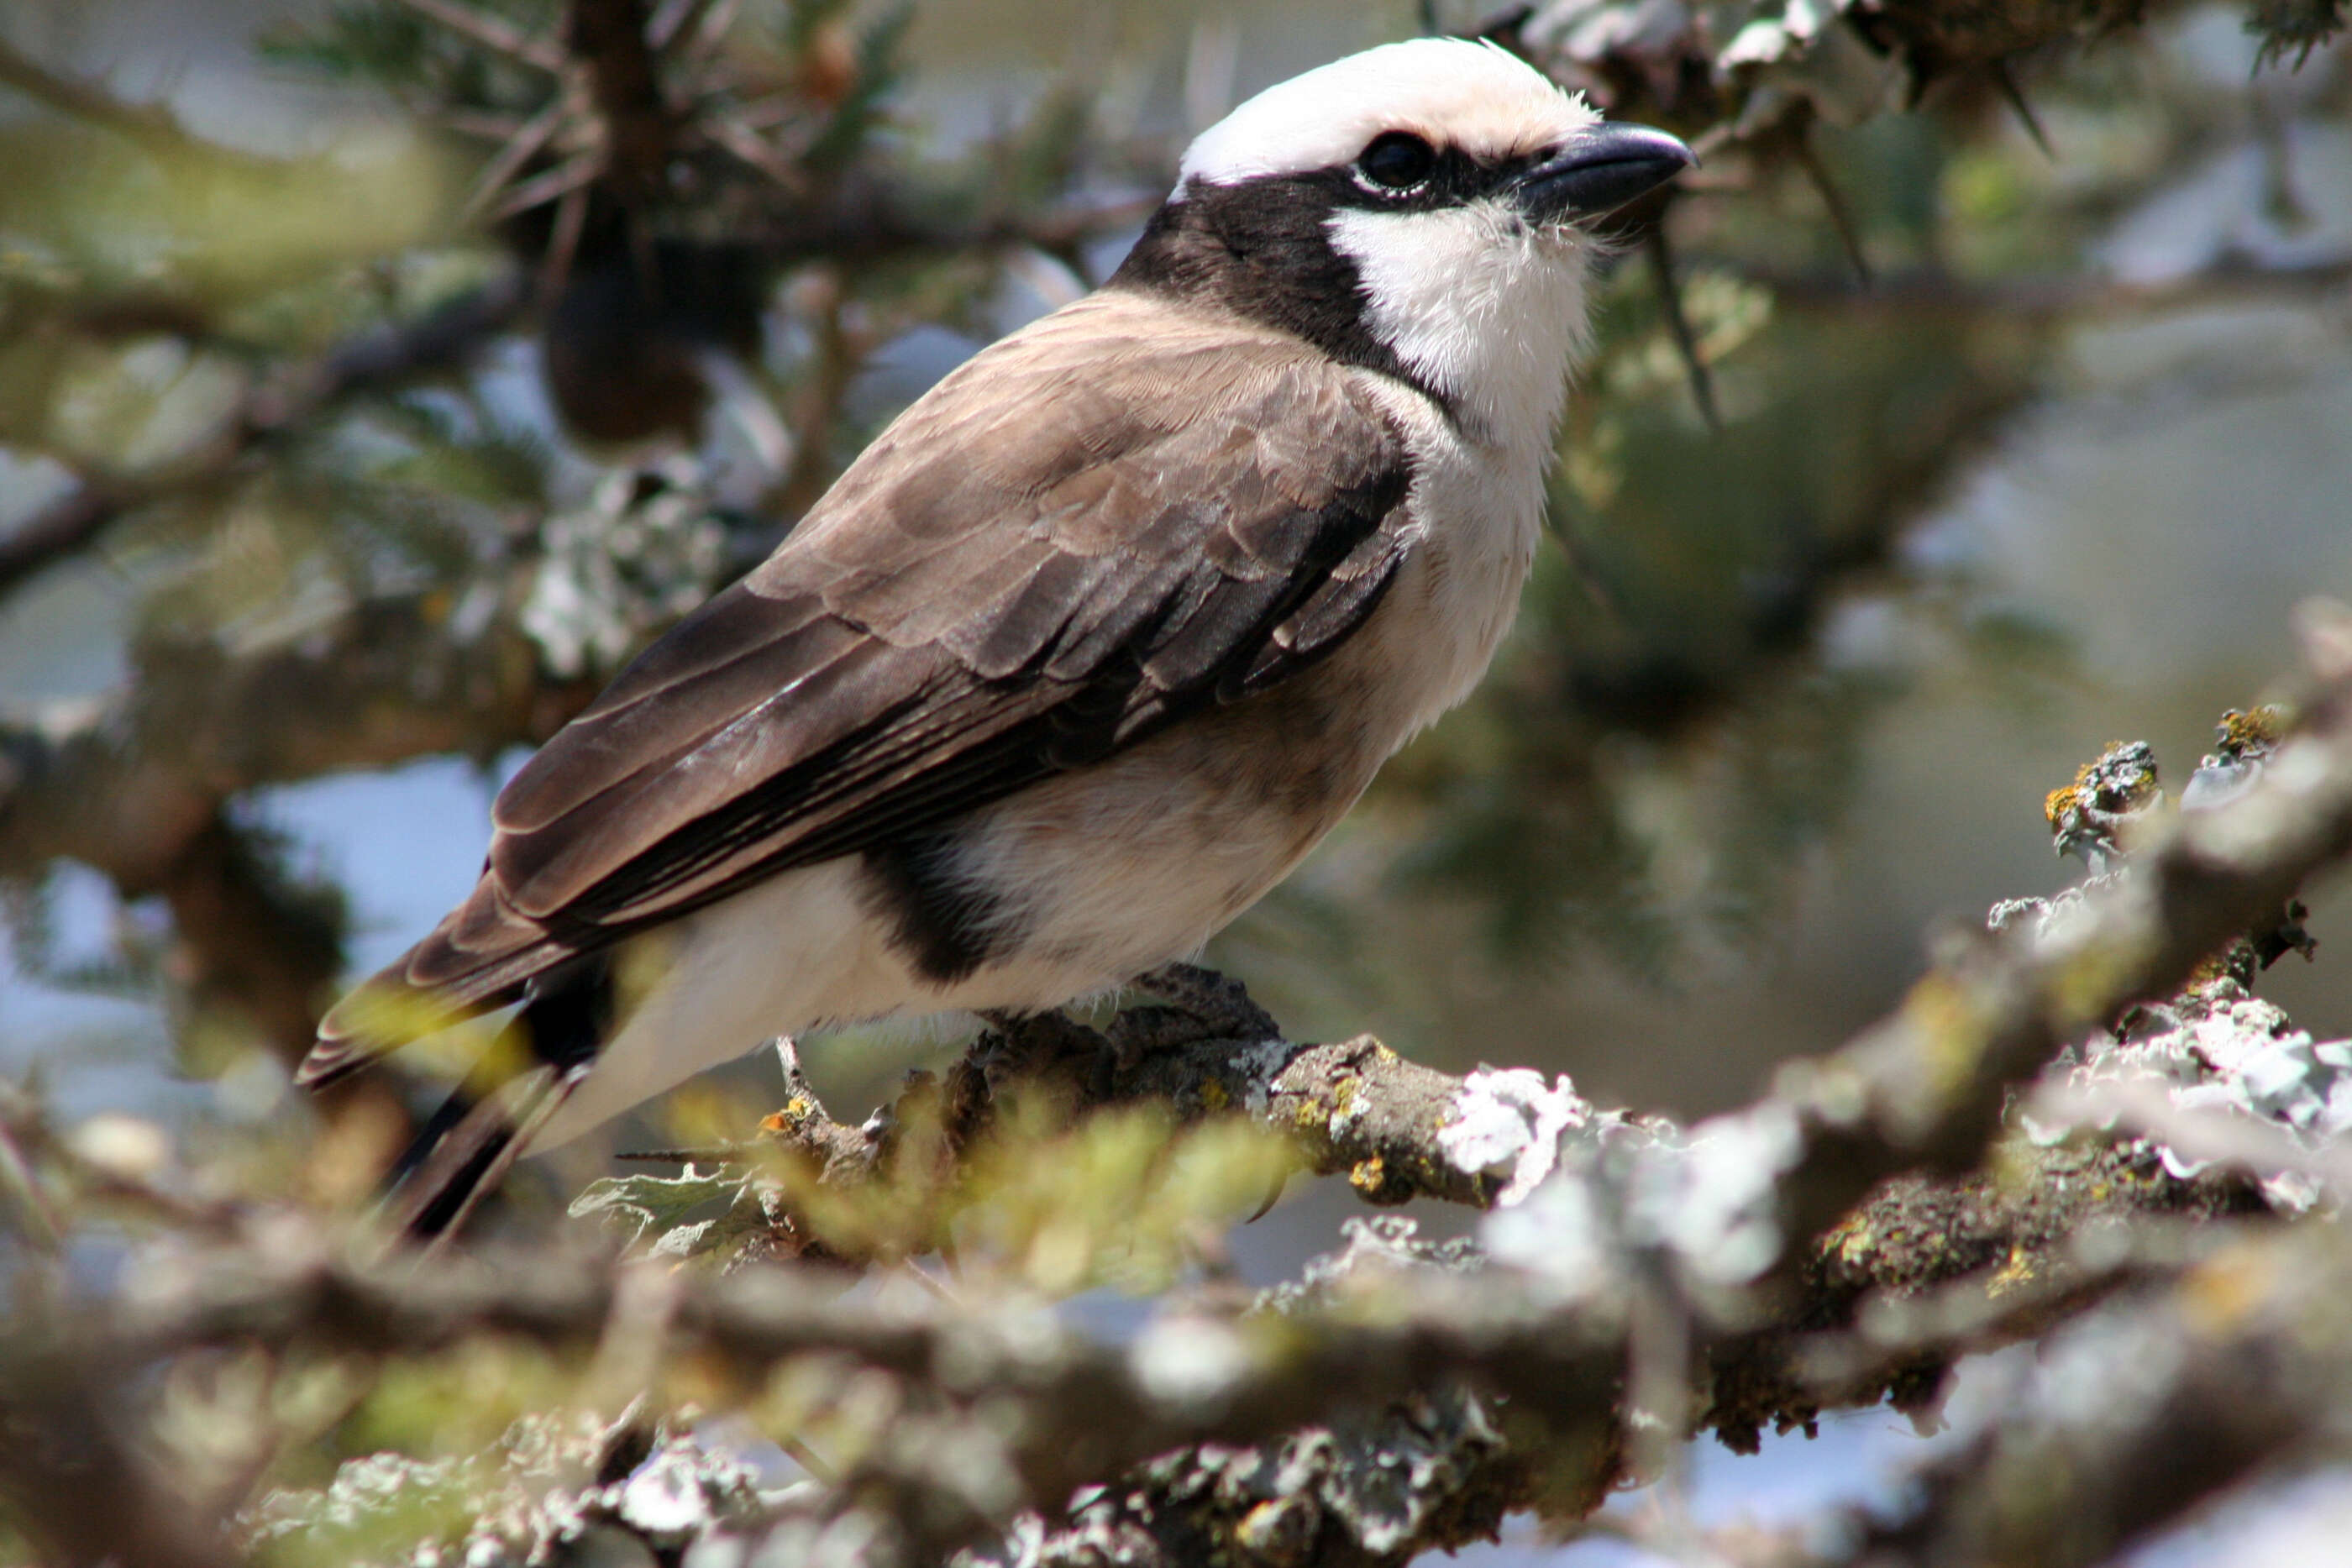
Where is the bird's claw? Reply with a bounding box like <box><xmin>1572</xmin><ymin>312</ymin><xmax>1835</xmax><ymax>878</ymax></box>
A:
<box><xmin>1128</xmin><ymin>962</ymin><xmax>1281</xmax><ymax>1044</ymax></box>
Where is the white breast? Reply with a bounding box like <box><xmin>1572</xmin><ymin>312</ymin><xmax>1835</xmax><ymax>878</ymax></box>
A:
<box><xmin>1342</xmin><ymin>374</ymin><xmax>1552</xmax><ymax>734</ymax></box>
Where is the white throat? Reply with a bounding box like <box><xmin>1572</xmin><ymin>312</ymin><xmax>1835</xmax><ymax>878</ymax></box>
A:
<box><xmin>1326</xmin><ymin>199</ymin><xmax>1593</xmax><ymax>454</ymax></box>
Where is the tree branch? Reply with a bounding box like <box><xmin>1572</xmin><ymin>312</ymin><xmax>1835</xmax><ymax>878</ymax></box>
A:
<box><xmin>567</xmin><ymin>0</ymin><xmax>679</xmax><ymax>204</ymax></box>
<box><xmin>3</xmin><ymin>627</ymin><xmax>2337</xmax><ymax>1566</ymax></box>
<box><xmin>0</xmin><ymin>478</ymin><xmax>129</xmax><ymax>601</ymax></box>
<box><xmin>0</xmin><ymin>273</ymin><xmax>531</xmax><ymax>601</ymax></box>
<box><xmin>0</xmin><ymin>35</ymin><xmax>265</xmax><ymax>168</ymax></box>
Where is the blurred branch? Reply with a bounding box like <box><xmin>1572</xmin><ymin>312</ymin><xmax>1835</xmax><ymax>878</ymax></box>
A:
<box><xmin>1645</xmin><ymin>218</ymin><xmax>1720</xmax><ymax>431</ymax></box>
<box><xmin>1759</xmin><ymin>250</ymin><xmax>2352</xmax><ymax>320</ymax></box>
<box><xmin>12</xmin><ymin>1111</ymin><xmax>2272</xmax><ymax>1565</ymax></box>
<box><xmin>568</xmin><ymin>0</ymin><xmax>679</xmax><ymax>203</ymax></box>
<box><xmin>0</xmin><ymin>478</ymin><xmax>127</xmax><ymax>601</ymax></box>
<box><xmin>0</xmin><ymin>280</ymin><xmax>533</xmax><ymax>1063</ymax></box>
<box><xmin>277</xmin><ymin>270</ymin><xmax>538</xmax><ymax>412</ymax></box>
<box><xmin>390</xmin><ymin>0</ymin><xmax>566</xmax><ymax>72</ymax></box>
<box><xmin>0</xmin><ymin>170</ymin><xmax>1143</xmax><ymax>600</ymax></box>
<box><xmin>1520</xmin><ymin>0</ymin><xmax>2344</xmax><ymax>137</ymax></box>
<box><xmin>0</xmin><ymin>273</ymin><xmax>532</xmax><ymax>601</ymax></box>
<box><xmin>155</xmin><ymin>812</ymin><xmax>349</xmax><ymax>1062</ymax></box>
<box><xmin>0</xmin><ymin>588</ymin><xmax>582</xmax><ymax>889</ymax></box>
<box><xmin>1829</xmin><ymin>1223</ymin><xmax>2352</xmax><ymax>1568</ymax></box>
<box><xmin>0</xmin><ymin>1350</ymin><xmax>239</xmax><ymax>1568</ymax></box>
<box><xmin>0</xmin><ymin>454</ymin><xmax>767</xmax><ymax>1063</ymax></box>
<box><xmin>0</xmin><ymin>34</ymin><xmax>267</xmax><ymax>169</ymax></box>
<box><xmin>0</xmin><ymin>589</ymin><xmax>581</xmax><ymax>1069</ymax></box>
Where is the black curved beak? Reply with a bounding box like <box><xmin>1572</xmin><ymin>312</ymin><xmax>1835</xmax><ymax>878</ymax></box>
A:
<box><xmin>1515</xmin><ymin>123</ymin><xmax>1694</xmax><ymax>222</ymax></box>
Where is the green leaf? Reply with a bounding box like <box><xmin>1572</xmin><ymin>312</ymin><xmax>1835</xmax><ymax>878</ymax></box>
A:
<box><xmin>567</xmin><ymin>1167</ymin><xmax>747</xmax><ymax>1244</ymax></box>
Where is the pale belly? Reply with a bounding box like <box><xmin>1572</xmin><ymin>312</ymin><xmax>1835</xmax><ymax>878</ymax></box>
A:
<box><xmin>525</xmin><ymin>669</ymin><xmax>1389</xmax><ymax>1149</ymax></box>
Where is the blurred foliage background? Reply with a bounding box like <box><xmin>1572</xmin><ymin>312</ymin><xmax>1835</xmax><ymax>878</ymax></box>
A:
<box><xmin>2</xmin><ymin>0</ymin><xmax>2351</xmax><ymax>1553</ymax></box>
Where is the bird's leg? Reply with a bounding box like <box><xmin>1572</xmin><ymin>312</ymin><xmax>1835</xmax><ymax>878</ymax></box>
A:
<box><xmin>969</xmin><ymin>968</ymin><xmax>1280</xmax><ymax>1113</ymax></box>
<box><xmin>1104</xmin><ymin>962</ymin><xmax>1284</xmax><ymax>1075</ymax></box>
<box><xmin>1126</xmin><ymin>962</ymin><xmax>1282</xmax><ymax>1045</ymax></box>
<box><xmin>974</xmin><ymin>1008</ymin><xmax>1114</xmax><ymax>1100</ymax></box>
<box><xmin>1118</xmin><ymin>964</ymin><xmax>1293</xmax><ymax>1222</ymax></box>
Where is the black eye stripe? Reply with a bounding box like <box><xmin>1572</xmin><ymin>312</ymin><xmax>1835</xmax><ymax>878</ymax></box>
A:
<box><xmin>1344</xmin><ymin>141</ymin><xmax>1544</xmax><ymax>207</ymax></box>
<box><xmin>1116</xmin><ymin>149</ymin><xmax>1568</xmax><ymax>412</ymax></box>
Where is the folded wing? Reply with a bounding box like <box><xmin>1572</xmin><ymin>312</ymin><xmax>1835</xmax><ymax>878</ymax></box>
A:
<box><xmin>303</xmin><ymin>294</ymin><xmax>1411</xmax><ymax>1084</ymax></box>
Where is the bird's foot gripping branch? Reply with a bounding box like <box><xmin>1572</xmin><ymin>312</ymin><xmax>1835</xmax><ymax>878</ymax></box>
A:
<box><xmin>573</xmin><ymin>988</ymin><xmax>1573</xmax><ymax>1269</ymax></box>
<box><xmin>6</xmin><ymin>603</ymin><xmax>2352</xmax><ymax>1567</ymax></box>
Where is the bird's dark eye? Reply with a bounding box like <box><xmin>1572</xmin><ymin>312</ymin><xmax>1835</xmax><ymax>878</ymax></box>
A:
<box><xmin>1358</xmin><ymin>131</ymin><xmax>1436</xmax><ymax>191</ymax></box>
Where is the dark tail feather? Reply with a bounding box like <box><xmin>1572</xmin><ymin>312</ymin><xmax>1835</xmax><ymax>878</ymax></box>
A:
<box><xmin>387</xmin><ymin>1063</ymin><xmax>587</xmax><ymax>1244</ymax></box>
<box><xmin>373</xmin><ymin>952</ymin><xmax>617</xmax><ymax>1245</ymax></box>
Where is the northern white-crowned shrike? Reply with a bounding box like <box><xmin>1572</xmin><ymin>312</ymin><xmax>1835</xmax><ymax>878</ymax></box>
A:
<box><xmin>302</xmin><ymin>37</ymin><xmax>1694</xmax><ymax>1233</ymax></box>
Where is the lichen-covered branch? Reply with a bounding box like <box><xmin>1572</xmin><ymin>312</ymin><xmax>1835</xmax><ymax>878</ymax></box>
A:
<box><xmin>1844</xmin><ymin>1219</ymin><xmax>2352</xmax><ymax>1568</ymax></box>
<box><xmin>0</xmin><ymin>625</ymin><xmax>2336</xmax><ymax>1567</ymax></box>
<box><xmin>66</xmin><ymin>1119</ymin><xmax>2279</xmax><ymax>1567</ymax></box>
<box><xmin>617</xmin><ymin>621</ymin><xmax>2352</xmax><ymax>1299</ymax></box>
<box><xmin>1515</xmin><ymin>0</ymin><xmax>2344</xmax><ymax>137</ymax></box>
<box><xmin>1756</xmin><ymin>632</ymin><xmax>2352</xmax><ymax>1273</ymax></box>
<box><xmin>676</xmin><ymin>1025</ymin><xmax>1580</xmax><ymax>1226</ymax></box>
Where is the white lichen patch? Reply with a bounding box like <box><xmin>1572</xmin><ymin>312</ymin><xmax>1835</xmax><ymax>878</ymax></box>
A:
<box><xmin>1128</xmin><ymin>1315</ymin><xmax>1256</xmax><ymax>1417</ymax></box>
<box><xmin>1482</xmin><ymin>1097</ymin><xmax>1802</xmax><ymax>1295</ymax></box>
<box><xmin>1436</xmin><ymin>1067</ymin><xmax>1588</xmax><ymax>1206</ymax></box>
<box><xmin>1987</xmin><ymin>870</ymin><xmax>2128</xmax><ymax>953</ymax></box>
<box><xmin>1482</xmin><ymin>1168</ymin><xmax>1614</xmax><ymax>1301</ymax></box>
<box><xmin>1231</xmin><ymin>1037</ymin><xmax>1305</xmax><ymax>1113</ymax></box>
<box><xmin>2032</xmin><ymin>980</ymin><xmax>2352</xmax><ymax>1213</ymax></box>
<box><xmin>1630</xmin><ymin>1102</ymin><xmax>1806</xmax><ymax>1287</ymax></box>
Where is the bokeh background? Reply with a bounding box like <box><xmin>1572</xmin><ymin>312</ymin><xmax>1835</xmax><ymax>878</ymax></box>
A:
<box><xmin>3</xmin><ymin>0</ymin><xmax>2350</xmax><ymax>1560</ymax></box>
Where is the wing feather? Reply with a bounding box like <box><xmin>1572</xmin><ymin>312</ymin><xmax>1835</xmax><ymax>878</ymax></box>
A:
<box><xmin>307</xmin><ymin>292</ymin><xmax>1414</xmax><ymax>1076</ymax></box>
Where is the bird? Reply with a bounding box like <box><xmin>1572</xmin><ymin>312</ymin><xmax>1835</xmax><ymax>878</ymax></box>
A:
<box><xmin>299</xmin><ymin>36</ymin><xmax>1694</xmax><ymax>1236</ymax></box>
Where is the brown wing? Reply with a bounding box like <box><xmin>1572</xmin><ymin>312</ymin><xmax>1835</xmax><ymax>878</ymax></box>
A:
<box><xmin>304</xmin><ymin>291</ymin><xmax>1410</xmax><ymax>1082</ymax></box>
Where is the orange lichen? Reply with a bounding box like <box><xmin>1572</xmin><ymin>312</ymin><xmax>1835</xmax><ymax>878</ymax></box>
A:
<box><xmin>2044</xmin><ymin>780</ymin><xmax>2082</xmax><ymax>831</ymax></box>
<box><xmin>758</xmin><ymin>1095</ymin><xmax>819</xmax><ymax>1134</ymax></box>
<box><xmin>2214</xmin><ymin>705</ymin><xmax>2290</xmax><ymax>758</ymax></box>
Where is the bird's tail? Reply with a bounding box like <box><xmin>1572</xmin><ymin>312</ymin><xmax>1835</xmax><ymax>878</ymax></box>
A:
<box><xmin>306</xmin><ymin>952</ymin><xmax>616</xmax><ymax>1244</ymax></box>
<box><xmin>386</xmin><ymin>1057</ymin><xmax>589</xmax><ymax>1240</ymax></box>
